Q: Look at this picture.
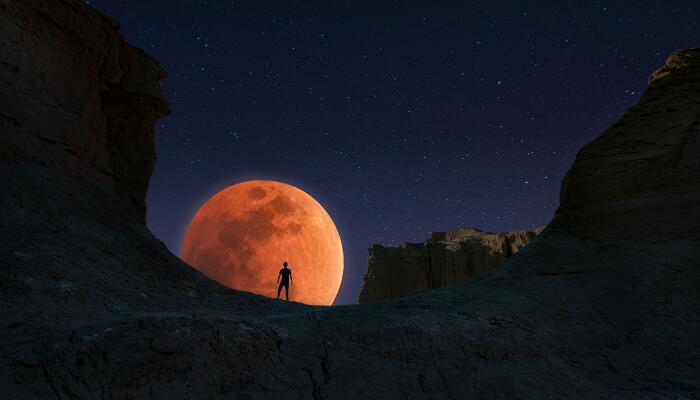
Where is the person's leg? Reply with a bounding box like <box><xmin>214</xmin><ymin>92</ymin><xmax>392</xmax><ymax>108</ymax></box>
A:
<box><xmin>284</xmin><ymin>283</ymin><xmax>289</xmax><ymax>300</ymax></box>
<box><xmin>277</xmin><ymin>283</ymin><xmax>283</xmax><ymax>299</ymax></box>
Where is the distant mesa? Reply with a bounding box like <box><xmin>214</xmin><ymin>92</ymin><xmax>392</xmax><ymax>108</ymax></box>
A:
<box><xmin>359</xmin><ymin>226</ymin><xmax>544</xmax><ymax>303</ymax></box>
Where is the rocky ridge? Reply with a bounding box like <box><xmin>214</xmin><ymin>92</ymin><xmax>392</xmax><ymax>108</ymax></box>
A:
<box><xmin>1</xmin><ymin>1</ymin><xmax>698</xmax><ymax>398</ymax></box>
<box><xmin>359</xmin><ymin>227</ymin><xmax>543</xmax><ymax>303</ymax></box>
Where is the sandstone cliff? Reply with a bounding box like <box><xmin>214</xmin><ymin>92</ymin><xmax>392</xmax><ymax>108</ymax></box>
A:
<box><xmin>0</xmin><ymin>0</ymin><xmax>170</xmax><ymax>217</ymax></box>
<box><xmin>1</xmin><ymin>1</ymin><xmax>699</xmax><ymax>398</ymax></box>
<box><xmin>549</xmin><ymin>48</ymin><xmax>700</xmax><ymax>238</ymax></box>
<box><xmin>359</xmin><ymin>227</ymin><xmax>543</xmax><ymax>303</ymax></box>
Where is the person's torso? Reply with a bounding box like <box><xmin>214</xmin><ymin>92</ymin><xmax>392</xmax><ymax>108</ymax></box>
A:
<box><xmin>280</xmin><ymin>268</ymin><xmax>291</xmax><ymax>281</ymax></box>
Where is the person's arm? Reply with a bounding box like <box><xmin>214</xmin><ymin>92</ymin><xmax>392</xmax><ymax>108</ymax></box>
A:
<box><xmin>289</xmin><ymin>270</ymin><xmax>292</xmax><ymax>285</ymax></box>
<box><xmin>277</xmin><ymin>270</ymin><xmax>281</xmax><ymax>284</ymax></box>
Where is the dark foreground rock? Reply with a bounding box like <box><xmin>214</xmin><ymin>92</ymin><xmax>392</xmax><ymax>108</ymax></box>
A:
<box><xmin>359</xmin><ymin>227</ymin><xmax>543</xmax><ymax>303</ymax></box>
<box><xmin>1</xmin><ymin>1</ymin><xmax>699</xmax><ymax>399</ymax></box>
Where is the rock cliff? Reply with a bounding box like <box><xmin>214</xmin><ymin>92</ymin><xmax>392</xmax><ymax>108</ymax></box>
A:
<box><xmin>0</xmin><ymin>0</ymin><xmax>170</xmax><ymax>217</ymax></box>
<box><xmin>549</xmin><ymin>48</ymin><xmax>700</xmax><ymax>239</ymax></box>
<box><xmin>359</xmin><ymin>227</ymin><xmax>543</xmax><ymax>303</ymax></box>
<box><xmin>1</xmin><ymin>1</ymin><xmax>699</xmax><ymax>398</ymax></box>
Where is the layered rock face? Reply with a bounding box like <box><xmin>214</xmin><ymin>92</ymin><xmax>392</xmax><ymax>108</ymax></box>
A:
<box><xmin>1</xmin><ymin>1</ymin><xmax>699</xmax><ymax>398</ymax></box>
<box><xmin>359</xmin><ymin>227</ymin><xmax>543</xmax><ymax>303</ymax></box>
<box><xmin>550</xmin><ymin>48</ymin><xmax>700</xmax><ymax>239</ymax></box>
<box><xmin>0</xmin><ymin>0</ymin><xmax>243</xmax><ymax>330</ymax></box>
<box><xmin>0</xmin><ymin>0</ymin><xmax>170</xmax><ymax>217</ymax></box>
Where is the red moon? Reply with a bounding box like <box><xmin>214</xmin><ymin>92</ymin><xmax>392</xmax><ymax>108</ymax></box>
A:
<box><xmin>181</xmin><ymin>180</ymin><xmax>343</xmax><ymax>305</ymax></box>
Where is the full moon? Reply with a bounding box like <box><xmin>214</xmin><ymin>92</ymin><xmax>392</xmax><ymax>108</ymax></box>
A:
<box><xmin>181</xmin><ymin>180</ymin><xmax>343</xmax><ymax>305</ymax></box>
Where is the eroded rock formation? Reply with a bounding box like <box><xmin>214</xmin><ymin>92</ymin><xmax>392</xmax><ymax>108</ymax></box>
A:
<box><xmin>0</xmin><ymin>0</ymin><xmax>169</xmax><ymax>217</ymax></box>
<box><xmin>550</xmin><ymin>48</ymin><xmax>700</xmax><ymax>239</ymax></box>
<box><xmin>359</xmin><ymin>227</ymin><xmax>543</xmax><ymax>303</ymax></box>
<box><xmin>1</xmin><ymin>1</ymin><xmax>698</xmax><ymax>398</ymax></box>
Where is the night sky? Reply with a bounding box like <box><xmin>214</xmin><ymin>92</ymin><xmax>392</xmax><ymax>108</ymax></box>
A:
<box><xmin>88</xmin><ymin>0</ymin><xmax>698</xmax><ymax>304</ymax></box>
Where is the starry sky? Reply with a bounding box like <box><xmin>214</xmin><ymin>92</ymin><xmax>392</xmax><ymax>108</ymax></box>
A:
<box><xmin>88</xmin><ymin>0</ymin><xmax>698</xmax><ymax>304</ymax></box>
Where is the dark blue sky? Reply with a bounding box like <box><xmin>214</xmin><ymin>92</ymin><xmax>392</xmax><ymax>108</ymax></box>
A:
<box><xmin>88</xmin><ymin>0</ymin><xmax>698</xmax><ymax>304</ymax></box>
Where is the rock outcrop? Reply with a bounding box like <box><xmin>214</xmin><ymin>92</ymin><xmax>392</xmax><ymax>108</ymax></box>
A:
<box><xmin>359</xmin><ymin>227</ymin><xmax>543</xmax><ymax>303</ymax></box>
<box><xmin>0</xmin><ymin>0</ymin><xmax>170</xmax><ymax>217</ymax></box>
<box><xmin>549</xmin><ymin>48</ymin><xmax>700</xmax><ymax>239</ymax></box>
<box><xmin>1</xmin><ymin>1</ymin><xmax>699</xmax><ymax>398</ymax></box>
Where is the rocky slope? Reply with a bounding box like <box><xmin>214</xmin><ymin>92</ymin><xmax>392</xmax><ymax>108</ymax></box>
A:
<box><xmin>359</xmin><ymin>227</ymin><xmax>543</xmax><ymax>303</ymax></box>
<box><xmin>1</xmin><ymin>1</ymin><xmax>699</xmax><ymax>399</ymax></box>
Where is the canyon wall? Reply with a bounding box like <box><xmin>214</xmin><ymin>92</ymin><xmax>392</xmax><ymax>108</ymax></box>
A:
<box><xmin>549</xmin><ymin>48</ymin><xmax>700</xmax><ymax>239</ymax></box>
<box><xmin>0</xmin><ymin>0</ymin><xmax>170</xmax><ymax>217</ymax></box>
<box><xmin>359</xmin><ymin>227</ymin><xmax>543</xmax><ymax>303</ymax></box>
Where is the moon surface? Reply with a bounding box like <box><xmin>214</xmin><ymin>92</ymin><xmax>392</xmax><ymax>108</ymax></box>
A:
<box><xmin>181</xmin><ymin>180</ymin><xmax>343</xmax><ymax>305</ymax></box>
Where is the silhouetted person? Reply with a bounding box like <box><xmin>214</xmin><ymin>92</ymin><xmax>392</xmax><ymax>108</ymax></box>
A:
<box><xmin>277</xmin><ymin>261</ymin><xmax>292</xmax><ymax>300</ymax></box>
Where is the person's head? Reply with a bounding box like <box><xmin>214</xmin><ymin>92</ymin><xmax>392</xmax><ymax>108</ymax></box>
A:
<box><xmin>283</xmin><ymin>261</ymin><xmax>288</xmax><ymax>268</ymax></box>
